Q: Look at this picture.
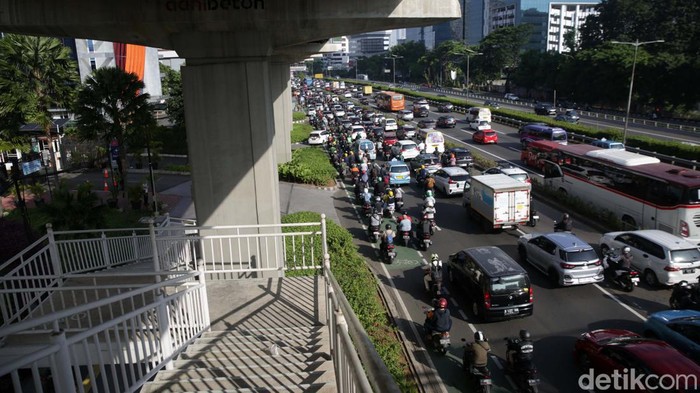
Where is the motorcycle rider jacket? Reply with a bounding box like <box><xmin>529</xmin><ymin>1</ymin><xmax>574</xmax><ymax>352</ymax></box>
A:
<box><xmin>469</xmin><ymin>341</ymin><xmax>491</xmax><ymax>368</ymax></box>
<box><xmin>399</xmin><ymin>218</ymin><xmax>412</xmax><ymax>232</ymax></box>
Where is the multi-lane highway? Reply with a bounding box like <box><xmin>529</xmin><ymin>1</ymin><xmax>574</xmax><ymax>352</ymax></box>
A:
<box><xmin>332</xmin><ymin>99</ymin><xmax>680</xmax><ymax>392</ymax></box>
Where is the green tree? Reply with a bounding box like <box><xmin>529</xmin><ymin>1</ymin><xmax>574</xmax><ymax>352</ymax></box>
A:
<box><xmin>160</xmin><ymin>64</ymin><xmax>185</xmax><ymax>128</ymax></box>
<box><xmin>388</xmin><ymin>41</ymin><xmax>427</xmax><ymax>83</ymax></box>
<box><xmin>477</xmin><ymin>25</ymin><xmax>531</xmax><ymax>90</ymax></box>
<box><xmin>42</xmin><ymin>180</ymin><xmax>105</xmax><ymax>231</ymax></box>
<box><xmin>0</xmin><ymin>34</ymin><xmax>79</xmax><ymax>174</ymax></box>
<box><xmin>73</xmin><ymin>67</ymin><xmax>156</xmax><ymax>190</ymax></box>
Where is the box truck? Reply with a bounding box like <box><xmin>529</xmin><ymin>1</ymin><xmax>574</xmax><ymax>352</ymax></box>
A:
<box><xmin>463</xmin><ymin>174</ymin><xmax>530</xmax><ymax>231</ymax></box>
<box><xmin>363</xmin><ymin>85</ymin><xmax>373</xmax><ymax>95</ymax></box>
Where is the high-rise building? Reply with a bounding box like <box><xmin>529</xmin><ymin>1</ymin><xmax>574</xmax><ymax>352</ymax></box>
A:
<box><xmin>547</xmin><ymin>2</ymin><xmax>598</xmax><ymax>52</ymax></box>
<box><xmin>349</xmin><ymin>31</ymin><xmax>392</xmax><ymax>57</ymax></box>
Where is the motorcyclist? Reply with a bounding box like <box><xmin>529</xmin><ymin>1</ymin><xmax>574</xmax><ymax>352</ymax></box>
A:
<box><xmin>612</xmin><ymin>247</ymin><xmax>633</xmax><ymax>279</ymax></box>
<box><xmin>380</xmin><ymin>224</ymin><xmax>395</xmax><ymax>257</ymax></box>
<box><xmin>465</xmin><ymin>331</ymin><xmax>491</xmax><ymax>374</ymax></box>
<box><xmin>554</xmin><ymin>212</ymin><xmax>573</xmax><ymax>232</ymax></box>
<box><xmin>373</xmin><ymin>177</ymin><xmax>386</xmax><ymax>197</ymax></box>
<box><xmin>417</xmin><ymin>215</ymin><xmax>432</xmax><ymax>239</ymax></box>
<box><xmin>360</xmin><ymin>187</ymin><xmax>372</xmax><ymax>205</ymax></box>
<box><xmin>423</xmin><ymin>200</ymin><xmax>437</xmax><ymax>223</ymax></box>
<box><xmin>424</xmin><ymin>297</ymin><xmax>452</xmax><ymax>338</ymax></box>
<box><xmin>372</xmin><ymin>196</ymin><xmax>384</xmax><ymax>216</ymax></box>
<box><xmin>424</xmin><ymin>190</ymin><xmax>436</xmax><ymax>209</ymax></box>
<box><xmin>506</xmin><ymin>329</ymin><xmax>534</xmax><ymax>371</ymax></box>
<box><xmin>417</xmin><ymin>165</ymin><xmax>429</xmax><ymax>183</ymax></box>
<box><xmin>424</xmin><ymin>254</ymin><xmax>443</xmax><ymax>292</ymax></box>
<box><xmin>398</xmin><ymin>211</ymin><xmax>413</xmax><ymax>239</ymax></box>
<box><xmin>425</xmin><ymin>174</ymin><xmax>436</xmax><ymax>191</ymax></box>
<box><xmin>369</xmin><ymin>211</ymin><xmax>382</xmax><ymax>236</ymax></box>
<box><xmin>394</xmin><ymin>186</ymin><xmax>404</xmax><ymax>207</ymax></box>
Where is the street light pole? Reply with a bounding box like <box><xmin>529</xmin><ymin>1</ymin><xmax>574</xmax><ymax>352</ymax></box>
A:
<box><xmin>384</xmin><ymin>55</ymin><xmax>403</xmax><ymax>84</ymax></box>
<box><xmin>465</xmin><ymin>52</ymin><xmax>483</xmax><ymax>94</ymax></box>
<box><xmin>611</xmin><ymin>39</ymin><xmax>664</xmax><ymax>144</ymax></box>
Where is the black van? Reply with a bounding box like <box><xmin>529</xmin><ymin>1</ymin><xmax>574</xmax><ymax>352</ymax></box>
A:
<box><xmin>448</xmin><ymin>246</ymin><xmax>533</xmax><ymax>321</ymax></box>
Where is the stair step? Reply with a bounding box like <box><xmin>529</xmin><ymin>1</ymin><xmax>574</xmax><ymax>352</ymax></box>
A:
<box><xmin>179</xmin><ymin>350</ymin><xmax>331</xmax><ymax>364</ymax></box>
<box><xmin>202</xmin><ymin>326</ymin><xmax>325</xmax><ymax>339</ymax></box>
<box><xmin>140</xmin><ymin>380</ymin><xmax>337</xmax><ymax>393</ymax></box>
<box><xmin>154</xmin><ymin>367</ymin><xmax>336</xmax><ymax>386</ymax></box>
<box><xmin>171</xmin><ymin>358</ymin><xmax>330</xmax><ymax>374</ymax></box>
<box><xmin>193</xmin><ymin>335</ymin><xmax>327</xmax><ymax>350</ymax></box>
<box><xmin>185</xmin><ymin>340</ymin><xmax>328</xmax><ymax>357</ymax></box>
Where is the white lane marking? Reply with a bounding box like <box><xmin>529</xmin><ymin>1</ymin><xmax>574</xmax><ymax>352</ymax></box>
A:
<box><xmin>592</xmin><ymin>283</ymin><xmax>647</xmax><ymax>321</ymax></box>
<box><xmin>341</xmin><ymin>178</ymin><xmax>449</xmax><ymax>393</ymax></box>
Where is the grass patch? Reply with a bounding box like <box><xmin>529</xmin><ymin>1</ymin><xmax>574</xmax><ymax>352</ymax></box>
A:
<box><xmin>292</xmin><ymin>123</ymin><xmax>313</xmax><ymax>144</ymax></box>
<box><xmin>164</xmin><ymin>164</ymin><xmax>190</xmax><ymax>173</ymax></box>
<box><xmin>282</xmin><ymin>212</ymin><xmax>416</xmax><ymax>392</ymax></box>
<box><xmin>278</xmin><ymin>147</ymin><xmax>336</xmax><ymax>186</ymax></box>
<box><xmin>293</xmin><ymin>111</ymin><xmax>307</xmax><ymax>121</ymax></box>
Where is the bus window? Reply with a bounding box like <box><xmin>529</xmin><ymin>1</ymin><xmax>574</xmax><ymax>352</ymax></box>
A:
<box><xmin>543</xmin><ymin>161</ymin><xmax>563</xmax><ymax>179</ymax></box>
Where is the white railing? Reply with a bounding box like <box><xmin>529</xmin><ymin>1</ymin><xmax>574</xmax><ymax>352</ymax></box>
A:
<box><xmin>0</xmin><ymin>270</ymin><xmax>209</xmax><ymax>393</ymax></box>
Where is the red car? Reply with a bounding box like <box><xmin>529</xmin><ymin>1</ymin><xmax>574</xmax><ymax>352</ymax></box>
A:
<box><xmin>472</xmin><ymin>129</ymin><xmax>498</xmax><ymax>144</ymax></box>
<box><xmin>574</xmin><ymin>329</ymin><xmax>700</xmax><ymax>392</ymax></box>
<box><xmin>383</xmin><ymin>131</ymin><xmax>398</xmax><ymax>147</ymax></box>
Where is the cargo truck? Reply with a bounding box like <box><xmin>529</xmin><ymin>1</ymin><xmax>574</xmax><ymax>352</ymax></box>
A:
<box><xmin>463</xmin><ymin>174</ymin><xmax>531</xmax><ymax>231</ymax></box>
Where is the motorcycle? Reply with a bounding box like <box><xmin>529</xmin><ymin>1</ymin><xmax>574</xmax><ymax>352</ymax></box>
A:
<box><xmin>383</xmin><ymin>202</ymin><xmax>396</xmax><ymax>218</ymax></box>
<box><xmin>505</xmin><ymin>338</ymin><xmax>540</xmax><ymax>393</ymax></box>
<box><xmin>400</xmin><ymin>230</ymin><xmax>412</xmax><ymax>248</ymax></box>
<box><xmin>602</xmin><ymin>249</ymin><xmax>639</xmax><ymax>292</ymax></box>
<box><xmin>368</xmin><ymin>224</ymin><xmax>381</xmax><ymax>243</ymax></box>
<box><xmin>382</xmin><ymin>242</ymin><xmax>396</xmax><ymax>264</ymax></box>
<box><xmin>528</xmin><ymin>208</ymin><xmax>539</xmax><ymax>227</ymax></box>
<box><xmin>420</xmin><ymin>231</ymin><xmax>432</xmax><ymax>251</ymax></box>
<box><xmin>396</xmin><ymin>198</ymin><xmax>404</xmax><ymax>211</ymax></box>
<box><xmin>362</xmin><ymin>201</ymin><xmax>372</xmax><ymax>217</ymax></box>
<box><xmin>553</xmin><ymin>220</ymin><xmax>572</xmax><ymax>232</ymax></box>
<box><xmin>670</xmin><ymin>278</ymin><xmax>700</xmax><ymax>310</ymax></box>
<box><xmin>423</xmin><ymin>306</ymin><xmax>450</xmax><ymax>355</ymax></box>
<box><xmin>461</xmin><ymin>339</ymin><xmax>493</xmax><ymax>393</ymax></box>
<box><xmin>429</xmin><ymin>270</ymin><xmax>444</xmax><ymax>299</ymax></box>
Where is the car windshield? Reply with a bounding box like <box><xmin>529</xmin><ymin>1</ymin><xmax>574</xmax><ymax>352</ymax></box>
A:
<box><xmin>510</xmin><ymin>173</ymin><xmax>529</xmax><ymax>183</ymax></box>
<box><xmin>402</xmin><ymin>143</ymin><xmax>417</xmax><ymax>150</ymax></box>
<box><xmin>450</xmin><ymin>174</ymin><xmax>470</xmax><ymax>182</ymax></box>
<box><xmin>670</xmin><ymin>248</ymin><xmax>700</xmax><ymax>264</ymax></box>
<box><xmin>455</xmin><ymin>151</ymin><xmax>471</xmax><ymax>159</ymax></box>
<box><xmin>423</xmin><ymin>158</ymin><xmax>439</xmax><ymax>165</ymax></box>
<box><xmin>390</xmin><ymin>166</ymin><xmax>409</xmax><ymax>173</ymax></box>
<box><xmin>552</xmin><ymin>131</ymin><xmax>567</xmax><ymax>142</ymax></box>
<box><xmin>561</xmin><ymin>249</ymin><xmax>598</xmax><ymax>263</ymax></box>
<box><xmin>490</xmin><ymin>274</ymin><xmax>529</xmax><ymax>295</ymax></box>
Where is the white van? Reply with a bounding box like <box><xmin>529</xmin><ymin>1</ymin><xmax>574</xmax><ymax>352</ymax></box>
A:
<box><xmin>423</xmin><ymin>130</ymin><xmax>445</xmax><ymax>155</ymax></box>
<box><xmin>466</xmin><ymin>107</ymin><xmax>492</xmax><ymax>123</ymax></box>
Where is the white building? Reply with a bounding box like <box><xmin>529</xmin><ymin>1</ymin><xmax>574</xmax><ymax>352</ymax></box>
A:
<box><xmin>547</xmin><ymin>2</ymin><xmax>598</xmax><ymax>52</ymax></box>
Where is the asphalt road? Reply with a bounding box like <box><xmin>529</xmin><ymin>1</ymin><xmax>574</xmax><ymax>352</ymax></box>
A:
<box><xmin>332</xmin><ymin>101</ymin><xmax>677</xmax><ymax>392</ymax></box>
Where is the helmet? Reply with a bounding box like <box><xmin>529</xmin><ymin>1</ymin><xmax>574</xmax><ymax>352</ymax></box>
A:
<box><xmin>431</xmin><ymin>253</ymin><xmax>440</xmax><ymax>262</ymax></box>
<box><xmin>426</xmin><ymin>201</ymin><xmax>434</xmax><ymax>208</ymax></box>
<box><xmin>426</xmin><ymin>190</ymin><xmax>433</xmax><ymax>197</ymax></box>
<box><xmin>563</xmin><ymin>213</ymin><xmax>570</xmax><ymax>219</ymax></box>
<box><xmin>421</xmin><ymin>165</ymin><xmax>425</xmax><ymax>169</ymax></box>
<box><xmin>376</xmin><ymin>196</ymin><xmax>381</xmax><ymax>202</ymax></box>
<box><xmin>364</xmin><ymin>188</ymin><xmax>369</xmax><ymax>194</ymax></box>
<box><xmin>623</xmin><ymin>247</ymin><xmax>631</xmax><ymax>254</ymax></box>
<box><xmin>385</xmin><ymin>224</ymin><xmax>392</xmax><ymax>230</ymax></box>
<box><xmin>474</xmin><ymin>331</ymin><xmax>485</xmax><ymax>342</ymax></box>
<box><xmin>438</xmin><ymin>298</ymin><xmax>448</xmax><ymax>309</ymax></box>
<box><xmin>388</xmin><ymin>191</ymin><xmax>394</xmax><ymax>197</ymax></box>
<box><xmin>519</xmin><ymin>329</ymin><xmax>531</xmax><ymax>341</ymax></box>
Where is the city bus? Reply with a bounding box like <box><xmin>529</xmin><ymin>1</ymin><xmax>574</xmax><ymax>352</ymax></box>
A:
<box><xmin>375</xmin><ymin>91</ymin><xmax>405</xmax><ymax>112</ymax></box>
<box><xmin>525</xmin><ymin>142</ymin><xmax>700</xmax><ymax>244</ymax></box>
<box><xmin>518</xmin><ymin>123</ymin><xmax>567</xmax><ymax>147</ymax></box>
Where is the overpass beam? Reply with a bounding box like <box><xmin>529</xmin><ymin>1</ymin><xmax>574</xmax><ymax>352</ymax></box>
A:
<box><xmin>182</xmin><ymin>59</ymin><xmax>280</xmax><ymax>226</ymax></box>
<box><xmin>270</xmin><ymin>62</ymin><xmax>293</xmax><ymax>164</ymax></box>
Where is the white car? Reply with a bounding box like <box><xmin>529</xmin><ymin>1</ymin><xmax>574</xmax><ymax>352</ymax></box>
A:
<box><xmin>599</xmin><ymin>230</ymin><xmax>700</xmax><ymax>287</ymax></box>
<box><xmin>383</xmin><ymin>118</ymin><xmax>398</xmax><ymax>131</ymax></box>
<box><xmin>350</xmin><ymin>125</ymin><xmax>367</xmax><ymax>140</ymax></box>
<box><xmin>307</xmin><ymin>130</ymin><xmax>330</xmax><ymax>145</ymax></box>
<box><xmin>399</xmin><ymin>110</ymin><xmax>414</xmax><ymax>121</ymax></box>
<box><xmin>390</xmin><ymin>140</ymin><xmax>420</xmax><ymax>160</ymax></box>
<box><xmin>505</xmin><ymin>93</ymin><xmax>519</xmax><ymax>101</ymax></box>
<box><xmin>469</xmin><ymin>120</ymin><xmax>491</xmax><ymax>131</ymax></box>
<box><xmin>432</xmin><ymin>167</ymin><xmax>470</xmax><ymax>195</ymax></box>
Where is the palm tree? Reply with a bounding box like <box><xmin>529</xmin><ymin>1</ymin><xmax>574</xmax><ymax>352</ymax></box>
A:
<box><xmin>73</xmin><ymin>67</ymin><xmax>155</xmax><ymax>191</ymax></box>
<box><xmin>0</xmin><ymin>34</ymin><xmax>79</xmax><ymax>179</ymax></box>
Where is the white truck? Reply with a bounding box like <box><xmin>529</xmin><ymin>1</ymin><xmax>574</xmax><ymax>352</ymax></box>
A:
<box><xmin>463</xmin><ymin>174</ymin><xmax>531</xmax><ymax>231</ymax></box>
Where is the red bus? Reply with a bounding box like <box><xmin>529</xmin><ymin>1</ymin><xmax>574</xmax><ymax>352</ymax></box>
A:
<box><xmin>375</xmin><ymin>91</ymin><xmax>405</xmax><ymax>112</ymax></box>
<box><xmin>523</xmin><ymin>142</ymin><xmax>700</xmax><ymax>243</ymax></box>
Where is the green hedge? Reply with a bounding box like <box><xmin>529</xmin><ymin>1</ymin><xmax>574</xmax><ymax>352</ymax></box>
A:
<box><xmin>282</xmin><ymin>212</ymin><xmax>415</xmax><ymax>392</ymax></box>
<box><xmin>291</xmin><ymin>123</ymin><xmax>313</xmax><ymax>144</ymax></box>
<box><xmin>293</xmin><ymin>111</ymin><xmax>307</xmax><ymax>121</ymax></box>
<box><xmin>278</xmin><ymin>147</ymin><xmax>337</xmax><ymax>186</ymax></box>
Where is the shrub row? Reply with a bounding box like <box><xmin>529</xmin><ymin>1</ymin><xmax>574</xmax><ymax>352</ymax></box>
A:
<box><xmin>278</xmin><ymin>147</ymin><xmax>337</xmax><ymax>186</ymax></box>
<box><xmin>281</xmin><ymin>211</ymin><xmax>415</xmax><ymax>392</ymax></box>
<box><xmin>292</xmin><ymin>111</ymin><xmax>307</xmax><ymax>121</ymax></box>
<box><xmin>291</xmin><ymin>123</ymin><xmax>313</xmax><ymax>144</ymax></box>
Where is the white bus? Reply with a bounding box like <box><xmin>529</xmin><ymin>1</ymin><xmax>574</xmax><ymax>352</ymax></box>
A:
<box><xmin>466</xmin><ymin>107</ymin><xmax>492</xmax><ymax>123</ymax></box>
<box><xmin>534</xmin><ymin>142</ymin><xmax>700</xmax><ymax>244</ymax></box>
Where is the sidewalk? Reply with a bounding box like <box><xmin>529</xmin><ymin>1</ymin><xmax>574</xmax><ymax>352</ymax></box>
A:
<box><xmin>159</xmin><ymin>180</ymin><xmax>340</xmax><ymax>224</ymax></box>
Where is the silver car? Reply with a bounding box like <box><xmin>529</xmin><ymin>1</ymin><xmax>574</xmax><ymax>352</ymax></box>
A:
<box><xmin>517</xmin><ymin>232</ymin><xmax>604</xmax><ymax>286</ymax></box>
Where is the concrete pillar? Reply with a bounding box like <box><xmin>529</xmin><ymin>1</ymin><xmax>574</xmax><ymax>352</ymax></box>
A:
<box><xmin>270</xmin><ymin>62</ymin><xmax>293</xmax><ymax>164</ymax></box>
<box><xmin>182</xmin><ymin>59</ymin><xmax>281</xmax><ymax>227</ymax></box>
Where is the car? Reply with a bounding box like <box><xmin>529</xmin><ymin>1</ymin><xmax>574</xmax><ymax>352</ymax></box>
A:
<box><xmin>591</xmin><ymin>139</ymin><xmax>625</xmax><ymax>150</ymax></box>
<box><xmin>574</xmin><ymin>329</ymin><xmax>700</xmax><ymax>387</ymax></box>
<box><xmin>436</xmin><ymin>115</ymin><xmax>456</xmax><ymax>128</ymax></box>
<box><xmin>383</xmin><ymin>118</ymin><xmax>398</xmax><ymax>131</ymax></box>
<box><xmin>483</xmin><ymin>100</ymin><xmax>500</xmax><ymax>109</ymax></box>
<box><xmin>564</xmin><ymin>109</ymin><xmax>580</xmax><ymax>121</ymax></box>
<box><xmin>437</xmin><ymin>102</ymin><xmax>454</xmax><ymax>112</ymax></box>
<box><xmin>323</xmin><ymin>111</ymin><xmax>334</xmax><ymax>120</ymax></box>
<box><xmin>410</xmin><ymin>153</ymin><xmax>442</xmax><ymax>174</ymax></box>
<box><xmin>383</xmin><ymin>131</ymin><xmax>398</xmax><ymax>147</ymax></box>
<box><xmin>472</xmin><ymin>129</ymin><xmax>498</xmax><ymax>144</ymax></box>
<box><xmin>370</xmin><ymin>126</ymin><xmax>384</xmax><ymax>140</ymax></box>
<box><xmin>307</xmin><ymin>130</ymin><xmax>330</xmax><ymax>145</ymax></box>
<box><xmin>397</xmin><ymin>124</ymin><xmax>417</xmax><ymax>140</ymax></box>
<box><xmin>359</xmin><ymin>97</ymin><xmax>369</xmax><ymax>105</ymax></box>
<box><xmin>414</xmin><ymin>98</ymin><xmax>430</xmax><ymax>109</ymax></box>
<box><xmin>468</xmin><ymin>119</ymin><xmax>491</xmax><ymax>131</ymax></box>
<box><xmin>534</xmin><ymin>103</ymin><xmax>556</xmax><ymax>116</ymax></box>
<box><xmin>390</xmin><ymin>140</ymin><xmax>420</xmax><ymax>160</ymax></box>
<box><xmin>448</xmin><ymin>246</ymin><xmax>533</xmax><ymax>321</ymax></box>
<box><xmin>350</xmin><ymin>125</ymin><xmax>367</xmax><ymax>140</ymax></box>
<box><xmin>599</xmin><ymin>230</ymin><xmax>700</xmax><ymax>287</ymax></box>
<box><xmin>432</xmin><ymin>167</ymin><xmax>471</xmax><ymax>195</ymax></box>
<box><xmin>417</xmin><ymin>119</ymin><xmax>437</xmax><ymax>129</ymax></box>
<box><xmin>398</xmin><ymin>109</ymin><xmax>414</xmax><ymax>121</ymax></box>
<box><xmin>384</xmin><ymin>161</ymin><xmax>411</xmax><ymax>185</ymax></box>
<box><xmin>441</xmin><ymin>147</ymin><xmax>473</xmax><ymax>168</ymax></box>
<box><xmin>643</xmin><ymin>310</ymin><xmax>700</xmax><ymax>364</ymax></box>
<box><xmin>413</xmin><ymin>106</ymin><xmax>429</xmax><ymax>118</ymax></box>
<box><xmin>554</xmin><ymin>114</ymin><xmax>578</xmax><ymax>123</ymax></box>
<box><xmin>482</xmin><ymin>164</ymin><xmax>531</xmax><ymax>183</ymax></box>
<box><xmin>517</xmin><ymin>232</ymin><xmax>604</xmax><ymax>286</ymax></box>
<box><xmin>504</xmin><ymin>93</ymin><xmax>519</xmax><ymax>101</ymax></box>
<box><xmin>340</xmin><ymin>119</ymin><xmax>353</xmax><ymax>131</ymax></box>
